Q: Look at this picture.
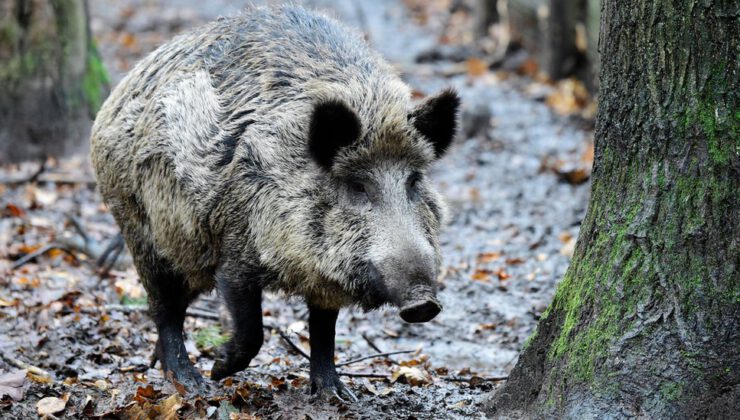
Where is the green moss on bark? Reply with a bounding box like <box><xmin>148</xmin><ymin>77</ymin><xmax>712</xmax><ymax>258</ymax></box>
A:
<box><xmin>82</xmin><ymin>41</ymin><xmax>110</xmax><ymax>114</ymax></box>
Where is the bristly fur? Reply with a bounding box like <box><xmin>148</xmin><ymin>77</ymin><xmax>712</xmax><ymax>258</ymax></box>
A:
<box><xmin>90</xmin><ymin>5</ymin><xmax>459</xmax><ymax>310</ymax></box>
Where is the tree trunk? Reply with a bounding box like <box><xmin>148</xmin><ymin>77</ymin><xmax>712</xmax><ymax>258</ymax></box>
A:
<box><xmin>506</xmin><ymin>0</ymin><xmax>587</xmax><ymax>80</ymax></box>
<box><xmin>0</xmin><ymin>0</ymin><xmax>109</xmax><ymax>164</ymax></box>
<box><xmin>474</xmin><ymin>0</ymin><xmax>500</xmax><ymax>38</ymax></box>
<box><xmin>487</xmin><ymin>0</ymin><xmax>738</xmax><ymax>418</ymax></box>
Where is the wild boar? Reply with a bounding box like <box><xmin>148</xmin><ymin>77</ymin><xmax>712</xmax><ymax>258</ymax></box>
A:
<box><xmin>91</xmin><ymin>5</ymin><xmax>459</xmax><ymax>400</ymax></box>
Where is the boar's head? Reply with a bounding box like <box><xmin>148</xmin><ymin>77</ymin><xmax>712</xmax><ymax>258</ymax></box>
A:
<box><xmin>306</xmin><ymin>89</ymin><xmax>460</xmax><ymax>323</ymax></box>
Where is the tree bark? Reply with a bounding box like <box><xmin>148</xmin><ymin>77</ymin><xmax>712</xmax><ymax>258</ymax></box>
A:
<box><xmin>0</xmin><ymin>0</ymin><xmax>109</xmax><ymax>164</ymax></box>
<box><xmin>474</xmin><ymin>0</ymin><xmax>500</xmax><ymax>38</ymax></box>
<box><xmin>487</xmin><ymin>0</ymin><xmax>738</xmax><ymax>418</ymax></box>
<box><xmin>506</xmin><ymin>0</ymin><xmax>587</xmax><ymax>80</ymax></box>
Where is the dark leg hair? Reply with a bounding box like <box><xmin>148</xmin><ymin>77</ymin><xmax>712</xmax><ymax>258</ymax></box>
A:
<box><xmin>147</xmin><ymin>267</ymin><xmax>203</xmax><ymax>389</ymax></box>
<box><xmin>211</xmin><ymin>272</ymin><xmax>264</xmax><ymax>381</ymax></box>
<box><xmin>308</xmin><ymin>305</ymin><xmax>357</xmax><ymax>402</ymax></box>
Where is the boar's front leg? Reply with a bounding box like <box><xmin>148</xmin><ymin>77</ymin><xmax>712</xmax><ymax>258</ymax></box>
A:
<box><xmin>147</xmin><ymin>271</ymin><xmax>204</xmax><ymax>390</ymax></box>
<box><xmin>211</xmin><ymin>270</ymin><xmax>264</xmax><ymax>381</ymax></box>
<box><xmin>308</xmin><ymin>305</ymin><xmax>358</xmax><ymax>402</ymax></box>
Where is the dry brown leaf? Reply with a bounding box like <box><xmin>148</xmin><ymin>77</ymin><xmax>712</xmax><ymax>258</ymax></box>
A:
<box><xmin>545</xmin><ymin>78</ymin><xmax>589</xmax><ymax>115</ymax></box>
<box><xmin>559</xmin><ymin>232</ymin><xmax>573</xmax><ymax>243</ymax></box>
<box><xmin>471</xmin><ymin>269</ymin><xmax>492</xmax><ymax>282</ymax></box>
<box><xmin>466</xmin><ymin>58</ymin><xmax>488</xmax><ymax>77</ymax></box>
<box><xmin>560</xmin><ymin>237</ymin><xmax>576</xmax><ymax>258</ymax></box>
<box><xmin>495</xmin><ymin>269</ymin><xmax>511</xmax><ymax>281</ymax></box>
<box><xmin>5</xmin><ymin>203</ymin><xmax>25</xmax><ymax>217</ymax></box>
<box><xmin>476</xmin><ymin>251</ymin><xmax>501</xmax><ymax>264</ymax></box>
<box><xmin>518</xmin><ymin>58</ymin><xmax>539</xmax><ymax>77</ymax></box>
<box><xmin>153</xmin><ymin>393</ymin><xmax>183</xmax><ymax>419</ymax></box>
<box><xmin>36</xmin><ymin>394</ymin><xmax>69</xmax><ymax>416</ymax></box>
<box><xmin>505</xmin><ymin>257</ymin><xmax>526</xmax><ymax>265</ymax></box>
<box><xmin>120</xmin><ymin>32</ymin><xmax>137</xmax><ymax>48</ymax></box>
<box><xmin>391</xmin><ymin>366</ymin><xmax>432</xmax><ymax>387</ymax></box>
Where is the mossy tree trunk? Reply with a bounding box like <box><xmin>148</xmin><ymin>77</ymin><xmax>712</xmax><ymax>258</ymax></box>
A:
<box><xmin>0</xmin><ymin>0</ymin><xmax>108</xmax><ymax>164</ymax></box>
<box><xmin>487</xmin><ymin>0</ymin><xmax>738</xmax><ymax>418</ymax></box>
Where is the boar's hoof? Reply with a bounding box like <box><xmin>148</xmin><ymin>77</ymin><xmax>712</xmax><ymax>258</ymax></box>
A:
<box><xmin>399</xmin><ymin>299</ymin><xmax>442</xmax><ymax>323</ymax></box>
<box><xmin>211</xmin><ymin>355</ymin><xmax>250</xmax><ymax>381</ymax></box>
<box><xmin>153</xmin><ymin>340</ymin><xmax>205</xmax><ymax>392</ymax></box>
<box><xmin>311</xmin><ymin>378</ymin><xmax>358</xmax><ymax>403</ymax></box>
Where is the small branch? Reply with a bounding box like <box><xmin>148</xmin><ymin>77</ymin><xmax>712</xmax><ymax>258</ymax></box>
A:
<box><xmin>336</xmin><ymin>350</ymin><xmax>415</xmax><ymax>367</ymax></box>
<box><xmin>66</xmin><ymin>215</ymin><xmax>90</xmax><ymax>245</ymax></box>
<box><xmin>85</xmin><ymin>304</ymin><xmax>220</xmax><ymax>321</ymax></box>
<box><xmin>361</xmin><ymin>332</ymin><xmax>400</xmax><ymax>366</ymax></box>
<box><xmin>36</xmin><ymin>173</ymin><xmax>97</xmax><ymax>185</ymax></box>
<box><xmin>337</xmin><ymin>371</ymin><xmax>389</xmax><ymax>379</ymax></box>
<box><xmin>10</xmin><ymin>244</ymin><xmax>75</xmax><ymax>269</ymax></box>
<box><xmin>0</xmin><ymin>353</ymin><xmax>52</xmax><ymax>380</ymax></box>
<box><xmin>0</xmin><ymin>161</ymin><xmax>45</xmax><ymax>185</ymax></box>
<box><xmin>440</xmin><ymin>375</ymin><xmax>508</xmax><ymax>382</ymax></box>
<box><xmin>268</xmin><ymin>327</ymin><xmax>310</xmax><ymax>361</ymax></box>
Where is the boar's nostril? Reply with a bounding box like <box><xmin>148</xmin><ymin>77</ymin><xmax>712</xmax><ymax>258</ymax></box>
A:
<box><xmin>399</xmin><ymin>299</ymin><xmax>442</xmax><ymax>323</ymax></box>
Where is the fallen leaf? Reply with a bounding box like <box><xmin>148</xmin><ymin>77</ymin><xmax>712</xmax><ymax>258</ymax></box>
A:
<box><xmin>560</xmin><ymin>237</ymin><xmax>576</xmax><ymax>258</ymax></box>
<box><xmin>559</xmin><ymin>232</ymin><xmax>573</xmax><ymax>243</ymax></box>
<box><xmin>495</xmin><ymin>269</ymin><xmax>511</xmax><ymax>280</ymax></box>
<box><xmin>518</xmin><ymin>57</ymin><xmax>539</xmax><ymax>77</ymax></box>
<box><xmin>36</xmin><ymin>394</ymin><xmax>69</xmax><ymax>416</ymax></box>
<box><xmin>545</xmin><ymin>78</ymin><xmax>589</xmax><ymax>115</ymax></box>
<box><xmin>476</xmin><ymin>252</ymin><xmax>501</xmax><ymax>264</ymax></box>
<box><xmin>153</xmin><ymin>393</ymin><xmax>183</xmax><ymax>418</ymax></box>
<box><xmin>471</xmin><ymin>269</ymin><xmax>492</xmax><ymax>282</ymax></box>
<box><xmin>505</xmin><ymin>257</ymin><xmax>525</xmax><ymax>265</ymax></box>
<box><xmin>466</xmin><ymin>58</ymin><xmax>488</xmax><ymax>77</ymax></box>
<box><xmin>391</xmin><ymin>366</ymin><xmax>432</xmax><ymax>387</ymax></box>
<box><xmin>0</xmin><ymin>370</ymin><xmax>27</xmax><ymax>401</ymax></box>
<box><xmin>5</xmin><ymin>203</ymin><xmax>25</xmax><ymax>217</ymax></box>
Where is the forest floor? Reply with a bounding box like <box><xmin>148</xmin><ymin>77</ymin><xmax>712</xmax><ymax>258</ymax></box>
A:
<box><xmin>0</xmin><ymin>1</ymin><xmax>594</xmax><ymax>418</ymax></box>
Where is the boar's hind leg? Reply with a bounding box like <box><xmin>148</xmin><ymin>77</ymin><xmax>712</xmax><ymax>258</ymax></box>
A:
<box><xmin>146</xmin><ymin>267</ymin><xmax>204</xmax><ymax>388</ymax></box>
<box><xmin>211</xmin><ymin>274</ymin><xmax>264</xmax><ymax>381</ymax></box>
<box><xmin>308</xmin><ymin>306</ymin><xmax>358</xmax><ymax>402</ymax></box>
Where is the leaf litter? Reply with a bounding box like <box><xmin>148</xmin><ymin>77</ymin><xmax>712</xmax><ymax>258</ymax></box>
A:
<box><xmin>1</xmin><ymin>0</ymin><xmax>593</xmax><ymax>418</ymax></box>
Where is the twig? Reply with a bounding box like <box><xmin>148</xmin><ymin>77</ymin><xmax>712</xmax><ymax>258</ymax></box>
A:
<box><xmin>0</xmin><ymin>353</ymin><xmax>52</xmax><ymax>379</ymax></box>
<box><xmin>88</xmin><ymin>304</ymin><xmax>221</xmax><ymax>320</ymax></box>
<box><xmin>440</xmin><ymin>375</ymin><xmax>508</xmax><ymax>382</ymax></box>
<box><xmin>268</xmin><ymin>327</ymin><xmax>310</xmax><ymax>361</ymax></box>
<box><xmin>10</xmin><ymin>244</ymin><xmax>75</xmax><ymax>269</ymax></box>
<box><xmin>0</xmin><ymin>160</ymin><xmax>45</xmax><ymax>185</ymax></box>
<box><xmin>96</xmin><ymin>234</ymin><xmax>125</xmax><ymax>276</ymax></box>
<box><xmin>361</xmin><ymin>332</ymin><xmax>400</xmax><ymax>366</ymax></box>
<box><xmin>66</xmin><ymin>215</ymin><xmax>90</xmax><ymax>246</ymax></box>
<box><xmin>35</xmin><ymin>173</ymin><xmax>97</xmax><ymax>185</ymax></box>
<box><xmin>337</xmin><ymin>371</ymin><xmax>389</xmax><ymax>379</ymax></box>
<box><xmin>361</xmin><ymin>332</ymin><xmax>384</xmax><ymax>354</ymax></box>
<box><xmin>336</xmin><ymin>350</ymin><xmax>415</xmax><ymax>367</ymax></box>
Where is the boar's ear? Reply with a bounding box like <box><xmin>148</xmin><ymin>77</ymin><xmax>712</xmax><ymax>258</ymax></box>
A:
<box><xmin>410</xmin><ymin>89</ymin><xmax>460</xmax><ymax>158</ymax></box>
<box><xmin>308</xmin><ymin>100</ymin><xmax>362</xmax><ymax>170</ymax></box>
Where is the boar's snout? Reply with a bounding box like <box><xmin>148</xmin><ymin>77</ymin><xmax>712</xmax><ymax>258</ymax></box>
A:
<box><xmin>400</xmin><ymin>298</ymin><xmax>442</xmax><ymax>323</ymax></box>
<box><xmin>399</xmin><ymin>285</ymin><xmax>442</xmax><ymax>323</ymax></box>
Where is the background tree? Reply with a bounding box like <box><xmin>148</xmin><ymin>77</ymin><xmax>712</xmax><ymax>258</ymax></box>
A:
<box><xmin>487</xmin><ymin>0</ymin><xmax>738</xmax><ymax>417</ymax></box>
<box><xmin>0</xmin><ymin>0</ymin><xmax>108</xmax><ymax>164</ymax></box>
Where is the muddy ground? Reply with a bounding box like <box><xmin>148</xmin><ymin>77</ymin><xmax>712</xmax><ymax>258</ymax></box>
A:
<box><xmin>0</xmin><ymin>1</ymin><xmax>593</xmax><ymax>418</ymax></box>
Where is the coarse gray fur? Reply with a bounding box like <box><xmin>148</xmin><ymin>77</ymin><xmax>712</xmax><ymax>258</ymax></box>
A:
<box><xmin>91</xmin><ymin>5</ymin><xmax>454</xmax><ymax>319</ymax></box>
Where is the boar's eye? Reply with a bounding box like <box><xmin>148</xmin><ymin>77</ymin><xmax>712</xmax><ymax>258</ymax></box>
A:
<box><xmin>346</xmin><ymin>179</ymin><xmax>369</xmax><ymax>202</ymax></box>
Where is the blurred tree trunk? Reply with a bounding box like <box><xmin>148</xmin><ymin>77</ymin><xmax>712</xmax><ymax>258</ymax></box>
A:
<box><xmin>474</xmin><ymin>0</ymin><xmax>500</xmax><ymax>38</ymax></box>
<box><xmin>505</xmin><ymin>0</ymin><xmax>598</xmax><ymax>83</ymax></box>
<box><xmin>487</xmin><ymin>0</ymin><xmax>738</xmax><ymax>418</ymax></box>
<box><xmin>0</xmin><ymin>0</ymin><xmax>108</xmax><ymax>164</ymax></box>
